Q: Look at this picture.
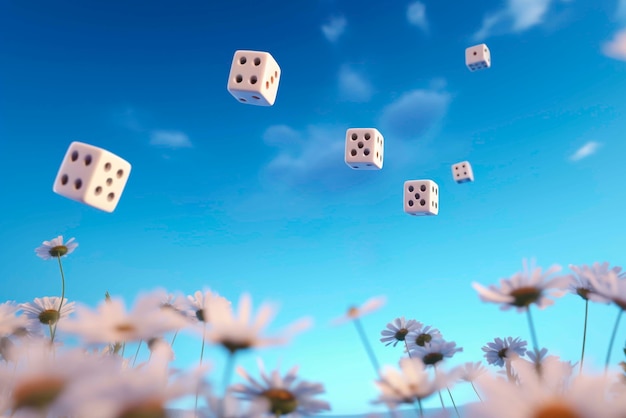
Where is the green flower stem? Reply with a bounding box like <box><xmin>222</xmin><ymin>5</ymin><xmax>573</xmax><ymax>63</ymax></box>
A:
<box><xmin>417</xmin><ymin>398</ymin><xmax>424</xmax><ymax>418</ymax></box>
<box><xmin>525</xmin><ymin>307</ymin><xmax>540</xmax><ymax>363</ymax></box>
<box><xmin>446</xmin><ymin>386</ymin><xmax>460</xmax><ymax>418</ymax></box>
<box><xmin>471</xmin><ymin>381</ymin><xmax>483</xmax><ymax>402</ymax></box>
<box><xmin>132</xmin><ymin>340</ymin><xmax>143</xmax><ymax>367</ymax></box>
<box><xmin>353</xmin><ymin>317</ymin><xmax>381</xmax><ymax>377</ymax></box>
<box><xmin>605</xmin><ymin>309</ymin><xmax>623</xmax><ymax>372</ymax></box>
<box><xmin>50</xmin><ymin>256</ymin><xmax>66</xmax><ymax>343</ymax></box>
<box><xmin>580</xmin><ymin>299</ymin><xmax>589</xmax><ymax>373</ymax></box>
<box><xmin>170</xmin><ymin>330</ymin><xmax>179</xmax><ymax>348</ymax></box>
<box><xmin>194</xmin><ymin>323</ymin><xmax>207</xmax><ymax>417</ymax></box>
<box><xmin>404</xmin><ymin>340</ymin><xmax>412</xmax><ymax>358</ymax></box>
<box><xmin>437</xmin><ymin>389</ymin><xmax>446</xmax><ymax>413</ymax></box>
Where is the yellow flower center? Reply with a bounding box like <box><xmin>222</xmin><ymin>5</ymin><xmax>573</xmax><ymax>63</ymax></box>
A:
<box><xmin>38</xmin><ymin>309</ymin><xmax>60</xmax><ymax>325</ymax></box>
<box><xmin>12</xmin><ymin>377</ymin><xmax>65</xmax><ymax>411</ymax></box>
<box><xmin>394</xmin><ymin>328</ymin><xmax>409</xmax><ymax>341</ymax></box>
<box><xmin>48</xmin><ymin>245</ymin><xmax>68</xmax><ymax>257</ymax></box>
<box><xmin>509</xmin><ymin>286</ymin><xmax>542</xmax><ymax>308</ymax></box>
<box><xmin>415</xmin><ymin>333</ymin><xmax>432</xmax><ymax>347</ymax></box>
<box><xmin>532</xmin><ymin>403</ymin><xmax>581</xmax><ymax>418</ymax></box>
<box><xmin>117</xmin><ymin>400</ymin><xmax>166</xmax><ymax>418</ymax></box>
<box><xmin>347</xmin><ymin>306</ymin><xmax>359</xmax><ymax>318</ymax></box>
<box><xmin>261</xmin><ymin>388</ymin><xmax>298</xmax><ymax>415</ymax></box>
<box><xmin>422</xmin><ymin>352</ymin><xmax>444</xmax><ymax>366</ymax></box>
<box><xmin>115</xmin><ymin>323</ymin><xmax>136</xmax><ymax>335</ymax></box>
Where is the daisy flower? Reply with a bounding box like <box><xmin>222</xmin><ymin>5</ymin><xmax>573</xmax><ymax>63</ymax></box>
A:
<box><xmin>332</xmin><ymin>296</ymin><xmax>386</xmax><ymax>325</ymax></box>
<box><xmin>231</xmin><ymin>358</ymin><xmax>331</xmax><ymax>416</ymax></box>
<box><xmin>467</xmin><ymin>356</ymin><xmax>624</xmax><ymax>418</ymax></box>
<box><xmin>205</xmin><ymin>393</ymin><xmax>268</xmax><ymax>418</ymax></box>
<box><xmin>410</xmin><ymin>339</ymin><xmax>463</xmax><ymax>366</ymax></box>
<box><xmin>58</xmin><ymin>291</ymin><xmax>189</xmax><ymax>345</ymax></box>
<box><xmin>20</xmin><ymin>297</ymin><xmax>75</xmax><ymax>326</ymax></box>
<box><xmin>568</xmin><ymin>262</ymin><xmax>622</xmax><ymax>303</ymax></box>
<box><xmin>34</xmin><ymin>236</ymin><xmax>78</xmax><ymax>260</ymax></box>
<box><xmin>0</xmin><ymin>302</ymin><xmax>29</xmax><ymax>337</ymax></box>
<box><xmin>586</xmin><ymin>269</ymin><xmax>626</xmax><ymax>310</ymax></box>
<box><xmin>482</xmin><ymin>337</ymin><xmax>527</xmax><ymax>367</ymax></box>
<box><xmin>187</xmin><ymin>289</ymin><xmax>232</xmax><ymax>323</ymax></box>
<box><xmin>380</xmin><ymin>317</ymin><xmax>421</xmax><ymax>347</ymax></box>
<box><xmin>202</xmin><ymin>293</ymin><xmax>312</xmax><ymax>354</ymax></box>
<box><xmin>472</xmin><ymin>259</ymin><xmax>569</xmax><ymax>312</ymax></box>
<box><xmin>372</xmin><ymin>357</ymin><xmax>451</xmax><ymax>409</ymax></box>
<box><xmin>459</xmin><ymin>361</ymin><xmax>487</xmax><ymax>383</ymax></box>
<box><xmin>404</xmin><ymin>323</ymin><xmax>443</xmax><ymax>352</ymax></box>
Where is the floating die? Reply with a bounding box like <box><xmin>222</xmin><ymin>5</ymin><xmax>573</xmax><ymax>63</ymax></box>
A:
<box><xmin>404</xmin><ymin>180</ymin><xmax>438</xmax><ymax>216</ymax></box>
<box><xmin>451</xmin><ymin>161</ymin><xmax>474</xmax><ymax>183</ymax></box>
<box><xmin>52</xmin><ymin>141</ymin><xmax>132</xmax><ymax>213</ymax></box>
<box><xmin>227</xmin><ymin>50</ymin><xmax>281</xmax><ymax>106</ymax></box>
<box><xmin>465</xmin><ymin>44</ymin><xmax>491</xmax><ymax>71</ymax></box>
<box><xmin>345</xmin><ymin>128</ymin><xmax>384</xmax><ymax>170</ymax></box>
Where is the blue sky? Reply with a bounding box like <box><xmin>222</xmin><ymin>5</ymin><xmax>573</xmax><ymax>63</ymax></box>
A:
<box><xmin>2</xmin><ymin>0</ymin><xmax>626</xmax><ymax>415</ymax></box>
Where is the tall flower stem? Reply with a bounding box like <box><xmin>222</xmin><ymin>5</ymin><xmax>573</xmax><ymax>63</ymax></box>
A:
<box><xmin>194</xmin><ymin>323</ymin><xmax>207</xmax><ymax>417</ymax></box>
<box><xmin>471</xmin><ymin>381</ymin><xmax>483</xmax><ymax>402</ymax></box>
<box><xmin>170</xmin><ymin>330</ymin><xmax>179</xmax><ymax>348</ymax></box>
<box><xmin>525</xmin><ymin>307</ymin><xmax>540</xmax><ymax>360</ymax></box>
<box><xmin>437</xmin><ymin>390</ymin><xmax>446</xmax><ymax>414</ymax></box>
<box><xmin>131</xmin><ymin>340</ymin><xmax>143</xmax><ymax>367</ymax></box>
<box><xmin>605</xmin><ymin>309</ymin><xmax>623</xmax><ymax>372</ymax></box>
<box><xmin>417</xmin><ymin>398</ymin><xmax>424</xmax><ymax>418</ymax></box>
<box><xmin>446</xmin><ymin>387</ymin><xmax>460</xmax><ymax>418</ymax></box>
<box><xmin>404</xmin><ymin>340</ymin><xmax>413</xmax><ymax>358</ymax></box>
<box><xmin>579</xmin><ymin>299</ymin><xmax>589</xmax><ymax>373</ymax></box>
<box><xmin>50</xmin><ymin>256</ymin><xmax>66</xmax><ymax>343</ymax></box>
<box><xmin>353</xmin><ymin>318</ymin><xmax>381</xmax><ymax>377</ymax></box>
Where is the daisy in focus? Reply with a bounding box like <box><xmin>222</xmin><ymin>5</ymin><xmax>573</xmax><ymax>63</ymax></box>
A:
<box><xmin>20</xmin><ymin>297</ymin><xmax>76</xmax><ymax>328</ymax></box>
<box><xmin>230</xmin><ymin>359</ymin><xmax>331</xmax><ymax>416</ymax></box>
<box><xmin>472</xmin><ymin>259</ymin><xmax>569</xmax><ymax>311</ymax></box>
<box><xmin>404</xmin><ymin>323</ymin><xmax>443</xmax><ymax>352</ymax></box>
<box><xmin>380</xmin><ymin>317</ymin><xmax>421</xmax><ymax>347</ymax></box>
<box><xmin>34</xmin><ymin>236</ymin><xmax>78</xmax><ymax>260</ymax></box>
<box><xmin>410</xmin><ymin>339</ymin><xmax>463</xmax><ymax>366</ymax></box>
<box><xmin>482</xmin><ymin>337</ymin><xmax>528</xmax><ymax>367</ymax></box>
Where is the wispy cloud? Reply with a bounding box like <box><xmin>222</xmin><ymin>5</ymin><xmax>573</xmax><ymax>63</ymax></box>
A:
<box><xmin>472</xmin><ymin>0</ymin><xmax>566</xmax><ymax>40</ymax></box>
<box><xmin>377</xmin><ymin>88</ymin><xmax>451</xmax><ymax>140</ymax></box>
<box><xmin>261</xmin><ymin>124</ymin><xmax>372</xmax><ymax>192</ymax></box>
<box><xmin>321</xmin><ymin>16</ymin><xmax>347</xmax><ymax>43</ymax></box>
<box><xmin>338</xmin><ymin>65</ymin><xmax>373</xmax><ymax>102</ymax></box>
<box><xmin>407</xmin><ymin>1</ymin><xmax>428</xmax><ymax>32</ymax></box>
<box><xmin>149</xmin><ymin>130</ymin><xmax>192</xmax><ymax>149</ymax></box>
<box><xmin>603</xmin><ymin>28</ymin><xmax>626</xmax><ymax>61</ymax></box>
<box><xmin>569</xmin><ymin>141</ymin><xmax>600</xmax><ymax>162</ymax></box>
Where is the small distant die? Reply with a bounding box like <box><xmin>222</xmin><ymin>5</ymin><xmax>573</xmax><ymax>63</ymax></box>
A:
<box><xmin>404</xmin><ymin>180</ymin><xmax>439</xmax><ymax>216</ymax></box>
<box><xmin>345</xmin><ymin>128</ymin><xmax>384</xmax><ymax>170</ymax></box>
<box><xmin>465</xmin><ymin>44</ymin><xmax>491</xmax><ymax>71</ymax></box>
<box><xmin>451</xmin><ymin>161</ymin><xmax>474</xmax><ymax>183</ymax></box>
<box><xmin>52</xmin><ymin>142</ymin><xmax>132</xmax><ymax>213</ymax></box>
<box><xmin>227</xmin><ymin>50</ymin><xmax>281</xmax><ymax>106</ymax></box>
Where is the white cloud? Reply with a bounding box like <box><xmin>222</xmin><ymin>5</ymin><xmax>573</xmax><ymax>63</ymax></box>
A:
<box><xmin>261</xmin><ymin>124</ymin><xmax>371</xmax><ymax>192</ymax></box>
<box><xmin>321</xmin><ymin>16</ymin><xmax>347</xmax><ymax>42</ymax></box>
<box><xmin>149</xmin><ymin>130</ymin><xmax>192</xmax><ymax>148</ymax></box>
<box><xmin>377</xmin><ymin>89</ymin><xmax>451</xmax><ymax>140</ymax></box>
<box><xmin>569</xmin><ymin>141</ymin><xmax>601</xmax><ymax>162</ymax></box>
<box><xmin>472</xmin><ymin>0</ymin><xmax>565</xmax><ymax>40</ymax></box>
<box><xmin>407</xmin><ymin>2</ymin><xmax>428</xmax><ymax>32</ymax></box>
<box><xmin>603</xmin><ymin>28</ymin><xmax>626</xmax><ymax>61</ymax></box>
<box><xmin>338</xmin><ymin>65</ymin><xmax>373</xmax><ymax>102</ymax></box>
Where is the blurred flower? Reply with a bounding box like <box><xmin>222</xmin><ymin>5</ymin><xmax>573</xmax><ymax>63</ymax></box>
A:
<box><xmin>380</xmin><ymin>317</ymin><xmax>421</xmax><ymax>347</ymax></box>
<box><xmin>20</xmin><ymin>297</ymin><xmax>75</xmax><ymax>326</ymax></box>
<box><xmin>586</xmin><ymin>269</ymin><xmax>626</xmax><ymax>310</ymax></box>
<box><xmin>58</xmin><ymin>291</ymin><xmax>188</xmax><ymax>345</ymax></box>
<box><xmin>231</xmin><ymin>358</ymin><xmax>330</xmax><ymax>416</ymax></box>
<box><xmin>332</xmin><ymin>296</ymin><xmax>386</xmax><ymax>325</ymax></box>
<box><xmin>405</xmin><ymin>323</ymin><xmax>443</xmax><ymax>352</ymax></box>
<box><xmin>472</xmin><ymin>259</ymin><xmax>569</xmax><ymax>312</ymax></box>
<box><xmin>467</xmin><ymin>357</ymin><xmax>621</xmax><ymax>418</ymax></box>
<box><xmin>186</xmin><ymin>289</ymin><xmax>232</xmax><ymax>323</ymax></box>
<box><xmin>410</xmin><ymin>339</ymin><xmax>463</xmax><ymax>366</ymax></box>
<box><xmin>482</xmin><ymin>337</ymin><xmax>527</xmax><ymax>367</ymax></box>
<box><xmin>0</xmin><ymin>302</ymin><xmax>29</xmax><ymax>337</ymax></box>
<box><xmin>372</xmin><ymin>357</ymin><xmax>450</xmax><ymax>408</ymax></box>
<box><xmin>568</xmin><ymin>262</ymin><xmax>622</xmax><ymax>303</ymax></box>
<box><xmin>459</xmin><ymin>361</ymin><xmax>487</xmax><ymax>382</ymax></box>
<box><xmin>205</xmin><ymin>393</ymin><xmax>268</xmax><ymax>418</ymax></box>
<box><xmin>203</xmin><ymin>293</ymin><xmax>311</xmax><ymax>354</ymax></box>
<box><xmin>35</xmin><ymin>236</ymin><xmax>78</xmax><ymax>260</ymax></box>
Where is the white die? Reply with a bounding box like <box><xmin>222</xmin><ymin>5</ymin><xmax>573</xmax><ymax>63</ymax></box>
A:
<box><xmin>345</xmin><ymin>128</ymin><xmax>384</xmax><ymax>170</ymax></box>
<box><xmin>465</xmin><ymin>44</ymin><xmax>491</xmax><ymax>71</ymax></box>
<box><xmin>404</xmin><ymin>180</ymin><xmax>438</xmax><ymax>216</ymax></box>
<box><xmin>227</xmin><ymin>50</ymin><xmax>281</xmax><ymax>106</ymax></box>
<box><xmin>52</xmin><ymin>142</ymin><xmax>132</xmax><ymax>213</ymax></box>
<box><xmin>451</xmin><ymin>161</ymin><xmax>474</xmax><ymax>183</ymax></box>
